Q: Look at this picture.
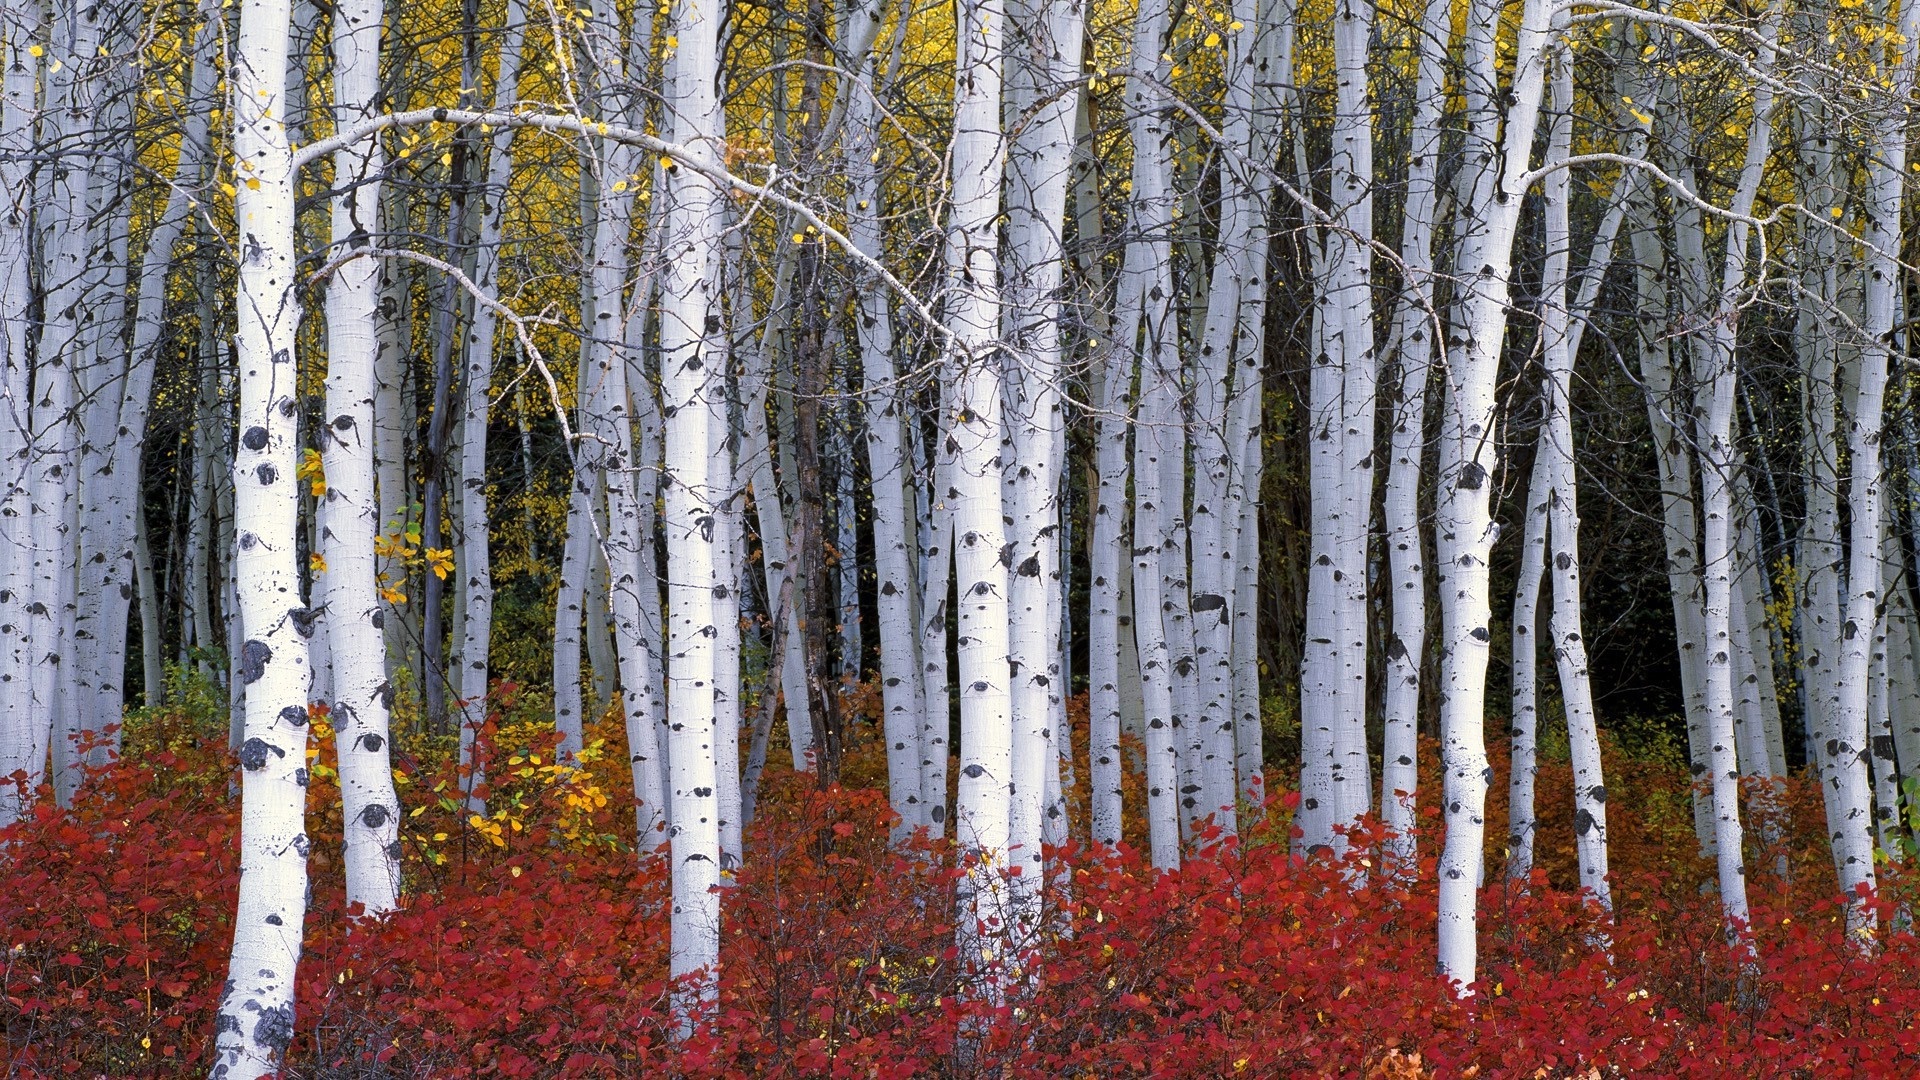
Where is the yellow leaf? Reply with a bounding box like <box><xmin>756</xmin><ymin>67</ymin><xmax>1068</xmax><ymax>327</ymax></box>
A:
<box><xmin>309</xmin><ymin>553</ymin><xmax>327</xmax><ymax>573</ymax></box>
<box><xmin>1204</xmin><ymin>31</ymin><xmax>1220</xmax><ymax>47</ymax></box>
<box><xmin>28</xmin><ymin>45</ymin><xmax>42</xmax><ymax>57</ymax></box>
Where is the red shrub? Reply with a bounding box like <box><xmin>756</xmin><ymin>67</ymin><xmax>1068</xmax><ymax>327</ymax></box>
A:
<box><xmin>8</xmin><ymin>693</ymin><xmax>1920</xmax><ymax>1077</ymax></box>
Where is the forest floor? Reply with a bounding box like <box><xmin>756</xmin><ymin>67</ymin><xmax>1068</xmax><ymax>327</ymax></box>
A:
<box><xmin>5</xmin><ymin>675</ymin><xmax>1920</xmax><ymax>1077</ymax></box>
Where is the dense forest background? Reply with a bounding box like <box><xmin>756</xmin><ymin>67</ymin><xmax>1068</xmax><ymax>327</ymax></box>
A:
<box><xmin>10</xmin><ymin>0</ymin><xmax>1920</xmax><ymax>1072</ymax></box>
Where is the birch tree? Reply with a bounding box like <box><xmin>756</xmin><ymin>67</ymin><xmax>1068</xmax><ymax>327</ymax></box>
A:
<box><xmin>1003</xmin><ymin>0</ymin><xmax>1086</xmax><ymax>919</ymax></box>
<box><xmin>841</xmin><ymin>0</ymin><xmax>926</xmax><ymax>838</ymax></box>
<box><xmin>1827</xmin><ymin>0</ymin><xmax>1920</xmax><ymax>921</ymax></box>
<box><xmin>1378</xmin><ymin>0</ymin><xmax>1448</xmax><ymax>863</ymax></box>
<box><xmin>1119</xmin><ymin>0</ymin><xmax>1182</xmax><ymax>870</ymax></box>
<box><xmin>1434</xmin><ymin>0</ymin><xmax>1551</xmax><ymax>991</ymax></box>
<box><xmin>211</xmin><ymin>0</ymin><xmax>316</xmax><ymax>1067</ymax></box>
<box><xmin>0</xmin><ymin>1</ymin><xmax>43</xmax><ymax>828</ymax></box>
<box><xmin>1688</xmin><ymin>6</ymin><xmax>1782</xmax><ymax>932</ymax></box>
<box><xmin>320</xmin><ymin>0</ymin><xmax>402</xmax><ymax>915</ymax></box>
<box><xmin>455</xmin><ymin>0</ymin><xmax>529</xmax><ymax>785</ymax></box>
<box><xmin>659</xmin><ymin>0</ymin><xmax>726</xmax><ymax>1014</ymax></box>
<box><xmin>947</xmin><ymin>0</ymin><xmax>1018</xmax><ymax>977</ymax></box>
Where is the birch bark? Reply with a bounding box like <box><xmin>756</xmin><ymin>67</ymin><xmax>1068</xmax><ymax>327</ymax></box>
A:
<box><xmin>1118</xmin><ymin>0</ymin><xmax>1182</xmax><ymax>867</ymax></box>
<box><xmin>1537</xmin><ymin>37</ymin><xmax>1610</xmax><ymax>906</ymax></box>
<box><xmin>844</xmin><ymin>7</ymin><xmax>928</xmax><ymax>836</ymax></box>
<box><xmin>0</xmin><ymin>3</ymin><xmax>42</xmax><ymax>825</ymax></box>
<box><xmin>1828</xmin><ymin>0</ymin><xmax>1920</xmax><ymax>913</ymax></box>
<box><xmin>1435</xmin><ymin>0</ymin><xmax>1551</xmax><ymax>991</ymax></box>
<box><xmin>454</xmin><ymin>0</ymin><xmax>529</xmax><ymax>768</ymax></box>
<box><xmin>1328</xmin><ymin>0</ymin><xmax>1377</xmax><ymax>837</ymax></box>
<box><xmin>1690</xmin><ymin>7</ymin><xmax>1782</xmax><ymax>932</ymax></box>
<box><xmin>321</xmin><ymin>0</ymin><xmax>403</xmax><ymax>915</ymax></box>
<box><xmin>33</xmin><ymin>0</ymin><xmax>103</xmax><ymax>805</ymax></box>
<box><xmin>659</xmin><ymin>0</ymin><xmax>726</xmax><ymax>1012</ymax></box>
<box><xmin>1378</xmin><ymin>0</ymin><xmax>1447</xmax><ymax>860</ymax></box>
<box><xmin>1003</xmin><ymin>0</ymin><xmax>1086</xmax><ymax>914</ymax></box>
<box><xmin>211</xmin><ymin>0</ymin><xmax>315</xmax><ymax>1067</ymax></box>
<box><xmin>948</xmin><ymin>0</ymin><xmax>1017</xmax><ymax>979</ymax></box>
<box><xmin>1089</xmin><ymin>277</ymin><xmax>1136</xmax><ymax>848</ymax></box>
<box><xmin>1509</xmin><ymin>448</ymin><xmax>1549</xmax><ymax>878</ymax></box>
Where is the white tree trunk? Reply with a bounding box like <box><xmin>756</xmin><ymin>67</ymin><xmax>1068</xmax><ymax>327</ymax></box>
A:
<box><xmin>709</xmin><ymin>397</ymin><xmax>744</xmax><ymax>872</ymax></box>
<box><xmin>947</xmin><ymin>0</ymin><xmax>1017</xmax><ymax>984</ymax></box>
<box><xmin>1508</xmin><ymin>447</ymin><xmax>1549</xmax><ymax>879</ymax></box>
<box><xmin>0</xmin><ymin>3</ymin><xmax>43</xmax><ymax>827</ymax></box>
<box><xmin>733</xmin><ymin>261</ymin><xmax>815</xmax><ymax>774</ymax></box>
<box><xmin>454</xmin><ymin>0</ymin><xmax>528</xmax><ymax>775</ymax></box>
<box><xmin>1223</xmin><ymin>1</ymin><xmax>1291</xmax><ymax>824</ymax></box>
<box><xmin>1088</xmin><ymin>290</ymin><xmax>1134</xmax><ymax>847</ymax></box>
<box><xmin>1187</xmin><ymin>0</ymin><xmax>1280</xmax><ymax>837</ymax></box>
<box><xmin>1003</xmin><ymin>0</ymin><xmax>1086</xmax><ymax>922</ymax></box>
<box><xmin>1435</xmin><ymin>0</ymin><xmax>1551</xmax><ymax>991</ymax></box>
<box><xmin>212</xmin><ymin>0</ymin><xmax>314</xmax><ymax>1068</ymax></box>
<box><xmin>660</xmin><ymin>0</ymin><xmax>725</xmax><ymax>1014</ymax></box>
<box><xmin>34</xmin><ymin>1</ymin><xmax>104</xmax><ymax>807</ymax></box>
<box><xmin>835</xmin><ymin>426</ymin><xmax>863</xmax><ymax>682</ymax></box>
<box><xmin>1734</xmin><ymin>472</ymin><xmax>1785</xmax><ymax>776</ymax></box>
<box><xmin>135</xmin><ymin>504</ymin><xmax>164</xmax><ymax>706</ymax></box>
<box><xmin>70</xmin><ymin>22</ymin><xmax>136</xmax><ymax>774</ymax></box>
<box><xmin>918</xmin><ymin>435</ymin><xmax>954</xmax><ymax>836</ymax></box>
<box><xmin>1690</xmin><ymin>7</ymin><xmax>1781</xmax><ymax>932</ymax></box>
<box><xmin>554</xmin><ymin>474</ymin><xmax>592</xmax><ymax>761</ymax></box>
<box><xmin>1885</xmin><ymin>520</ymin><xmax>1920</xmax><ymax>798</ymax></box>
<box><xmin>1378</xmin><ymin>0</ymin><xmax>1446</xmax><ymax>862</ymax></box>
<box><xmin>629</xmin><ymin>291</ymin><xmax>669</xmax><ymax>795</ymax></box>
<box><xmin>580</xmin><ymin>0</ymin><xmax>669</xmax><ymax>848</ymax></box>
<box><xmin>1829</xmin><ymin>0</ymin><xmax>1918</xmax><ymax>910</ymax></box>
<box><xmin>1869</xmin><ymin>605</ymin><xmax>1901</xmax><ymax>854</ymax></box>
<box><xmin>1328</xmin><ymin>0</ymin><xmax>1377</xmax><ymax>838</ymax></box>
<box><xmin>320</xmin><ymin>0</ymin><xmax>403</xmax><ymax>915</ymax></box>
<box><xmin>374</xmin><ymin>254</ymin><xmax>411</xmax><ymax>682</ymax></box>
<box><xmin>1118</xmin><ymin>0</ymin><xmax>1183</xmax><ymax>870</ymax></box>
<box><xmin>1537</xmin><ymin>42</ymin><xmax>1610</xmax><ymax>907</ymax></box>
<box><xmin>844</xmin><ymin>13</ymin><xmax>927</xmax><ymax>837</ymax></box>
<box><xmin>1795</xmin><ymin>93</ymin><xmax>1847</xmax><ymax>861</ymax></box>
<box><xmin>1079</xmin><ymin>88</ymin><xmax>1127</xmax><ymax>846</ymax></box>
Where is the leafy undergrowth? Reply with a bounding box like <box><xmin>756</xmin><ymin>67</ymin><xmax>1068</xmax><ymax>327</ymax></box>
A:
<box><xmin>5</xmin><ymin>682</ymin><xmax>1920</xmax><ymax>1077</ymax></box>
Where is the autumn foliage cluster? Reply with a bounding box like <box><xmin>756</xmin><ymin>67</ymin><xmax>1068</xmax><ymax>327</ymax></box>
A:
<box><xmin>6</xmin><ymin>684</ymin><xmax>1920</xmax><ymax>1077</ymax></box>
